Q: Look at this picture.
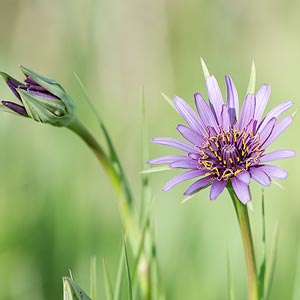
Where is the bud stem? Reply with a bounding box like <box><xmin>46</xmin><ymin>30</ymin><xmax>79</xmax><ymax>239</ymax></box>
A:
<box><xmin>67</xmin><ymin>117</ymin><xmax>151</xmax><ymax>299</ymax></box>
<box><xmin>227</xmin><ymin>183</ymin><xmax>259</xmax><ymax>300</ymax></box>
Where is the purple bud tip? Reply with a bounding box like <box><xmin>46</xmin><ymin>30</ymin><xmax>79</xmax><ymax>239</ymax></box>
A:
<box><xmin>2</xmin><ymin>101</ymin><xmax>28</xmax><ymax>116</ymax></box>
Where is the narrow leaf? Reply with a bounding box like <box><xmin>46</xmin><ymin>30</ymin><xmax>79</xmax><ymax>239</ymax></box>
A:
<box><xmin>200</xmin><ymin>57</ymin><xmax>210</xmax><ymax>78</ymax></box>
<box><xmin>113</xmin><ymin>245</ymin><xmax>125</xmax><ymax>300</ymax></box>
<box><xmin>246</xmin><ymin>61</ymin><xmax>256</xmax><ymax>94</ymax></box>
<box><xmin>102</xmin><ymin>258</ymin><xmax>114</xmax><ymax>300</ymax></box>
<box><xmin>161</xmin><ymin>92</ymin><xmax>176</xmax><ymax>111</ymax></box>
<box><xmin>140</xmin><ymin>166</ymin><xmax>172</xmax><ymax>174</ymax></box>
<box><xmin>292</xmin><ymin>239</ymin><xmax>300</xmax><ymax>300</ymax></box>
<box><xmin>90</xmin><ymin>256</ymin><xmax>97</xmax><ymax>300</ymax></box>
<box><xmin>124</xmin><ymin>241</ymin><xmax>133</xmax><ymax>300</ymax></box>
<box><xmin>264</xmin><ymin>222</ymin><xmax>279</xmax><ymax>300</ymax></box>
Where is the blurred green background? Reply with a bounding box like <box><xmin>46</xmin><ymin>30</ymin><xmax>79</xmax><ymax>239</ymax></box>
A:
<box><xmin>0</xmin><ymin>0</ymin><xmax>299</xmax><ymax>299</ymax></box>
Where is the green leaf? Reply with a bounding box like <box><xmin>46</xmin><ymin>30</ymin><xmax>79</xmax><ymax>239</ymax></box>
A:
<box><xmin>63</xmin><ymin>277</ymin><xmax>92</xmax><ymax>300</ymax></box>
<box><xmin>161</xmin><ymin>92</ymin><xmax>176</xmax><ymax>111</ymax></box>
<box><xmin>114</xmin><ymin>245</ymin><xmax>125</xmax><ymax>300</ymax></box>
<box><xmin>140</xmin><ymin>166</ymin><xmax>172</xmax><ymax>174</ymax></box>
<box><xmin>90</xmin><ymin>256</ymin><xmax>97</xmax><ymax>300</ymax></box>
<box><xmin>74</xmin><ymin>73</ymin><xmax>133</xmax><ymax>204</ymax></box>
<box><xmin>200</xmin><ymin>57</ymin><xmax>210</xmax><ymax>78</ymax></box>
<box><xmin>227</xmin><ymin>247</ymin><xmax>235</xmax><ymax>300</ymax></box>
<box><xmin>246</xmin><ymin>61</ymin><xmax>256</xmax><ymax>94</ymax></box>
<box><xmin>258</xmin><ymin>190</ymin><xmax>266</xmax><ymax>299</ymax></box>
<box><xmin>102</xmin><ymin>258</ymin><xmax>114</xmax><ymax>300</ymax></box>
<box><xmin>124</xmin><ymin>241</ymin><xmax>133</xmax><ymax>300</ymax></box>
<box><xmin>264</xmin><ymin>222</ymin><xmax>279</xmax><ymax>300</ymax></box>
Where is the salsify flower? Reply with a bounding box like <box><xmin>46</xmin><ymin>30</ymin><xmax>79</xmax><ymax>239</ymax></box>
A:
<box><xmin>148</xmin><ymin>70</ymin><xmax>295</xmax><ymax>204</ymax></box>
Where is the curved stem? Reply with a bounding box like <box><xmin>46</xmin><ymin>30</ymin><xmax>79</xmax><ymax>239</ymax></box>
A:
<box><xmin>228</xmin><ymin>184</ymin><xmax>259</xmax><ymax>300</ymax></box>
<box><xmin>67</xmin><ymin>118</ymin><xmax>151</xmax><ymax>297</ymax></box>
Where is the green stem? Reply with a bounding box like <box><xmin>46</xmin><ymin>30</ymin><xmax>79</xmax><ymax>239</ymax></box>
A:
<box><xmin>228</xmin><ymin>184</ymin><xmax>259</xmax><ymax>300</ymax></box>
<box><xmin>67</xmin><ymin>118</ymin><xmax>150</xmax><ymax>297</ymax></box>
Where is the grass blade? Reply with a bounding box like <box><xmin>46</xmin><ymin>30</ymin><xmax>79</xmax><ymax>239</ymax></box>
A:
<box><xmin>102</xmin><ymin>258</ymin><xmax>114</xmax><ymax>300</ymax></box>
<box><xmin>124</xmin><ymin>240</ymin><xmax>133</xmax><ymax>300</ymax></box>
<box><xmin>264</xmin><ymin>222</ymin><xmax>279</xmax><ymax>300</ymax></box>
<box><xmin>113</xmin><ymin>245</ymin><xmax>125</xmax><ymax>300</ymax></box>
<box><xmin>140</xmin><ymin>166</ymin><xmax>172</xmax><ymax>174</ymax></box>
<box><xmin>90</xmin><ymin>256</ymin><xmax>97</xmax><ymax>300</ymax></box>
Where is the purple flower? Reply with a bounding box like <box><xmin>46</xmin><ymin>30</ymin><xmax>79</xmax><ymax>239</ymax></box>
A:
<box><xmin>148</xmin><ymin>74</ymin><xmax>295</xmax><ymax>204</ymax></box>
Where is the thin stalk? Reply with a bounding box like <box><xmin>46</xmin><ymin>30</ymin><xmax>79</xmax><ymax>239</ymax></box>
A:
<box><xmin>228</xmin><ymin>184</ymin><xmax>259</xmax><ymax>300</ymax></box>
<box><xmin>67</xmin><ymin>117</ymin><xmax>150</xmax><ymax>298</ymax></box>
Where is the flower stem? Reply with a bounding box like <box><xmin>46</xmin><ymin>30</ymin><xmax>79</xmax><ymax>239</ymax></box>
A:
<box><xmin>227</xmin><ymin>184</ymin><xmax>259</xmax><ymax>300</ymax></box>
<box><xmin>67</xmin><ymin>117</ymin><xmax>151</xmax><ymax>298</ymax></box>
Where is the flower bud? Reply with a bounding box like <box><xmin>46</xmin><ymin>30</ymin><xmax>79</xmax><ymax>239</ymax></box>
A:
<box><xmin>0</xmin><ymin>66</ymin><xmax>75</xmax><ymax>127</ymax></box>
<box><xmin>63</xmin><ymin>277</ymin><xmax>91</xmax><ymax>300</ymax></box>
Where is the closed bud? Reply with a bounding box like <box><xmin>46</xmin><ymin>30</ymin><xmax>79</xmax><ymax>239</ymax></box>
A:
<box><xmin>0</xmin><ymin>66</ymin><xmax>75</xmax><ymax>127</ymax></box>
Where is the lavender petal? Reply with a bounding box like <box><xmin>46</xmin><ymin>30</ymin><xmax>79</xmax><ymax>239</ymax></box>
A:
<box><xmin>176</xmin><ymin>124</ymin><xmax>206</xmax><ymax>146</ymax></box>
<box><xmin>254</xmin><ymin>84</ymin><xmax>271</xmax><ymax>122</ymax></box>
<box><xmin>170</xmin><ymin>158</ymin><xmax>199</xmax><ymax>169</ymax></box>
<box><xmin>236</xmin><ymin>171</ymin><xmax>251</xmax><ymax>185</ymax></box>
<box><xmin>236</xmin><ymin>94</ymin><xmax>256</xmax><ymax>131</ymax></box>
<box><xmin>206</xmin><ymin>75</ymin><xmax>224</xmax><ymax>123</ymax></box>
<box><xmin>184</xmin><ymin>175</ymin><xmax>214</xmax><ymax>195</ymax></box>
<box><xmin>249</xmin><ymin>168</ymin><xmax>271</xmax><ymax>186</ymax></box>
<box><xmin>260</xmin><ymin>150</ymin><xmax>296</xmax><ymax>163</ymax></box>
<box><xmin>194</xmin><ymin>92</ymin><xmax>218</xmax><ymax>131</ymax></box>
<box><xmin>209</xmin><ymin>179</ymin><xmax>227</xmax><ymax>200</ymax></box>
<box><xmin>173</xmin><ymin>96</ymin><xmax>205</xmax><ymax>134</ymax></box>
<box><xmin>257</xmin><ymin>165</ymin><xmax>288</xmax><ymax>180</ymax></box>
<box><xmin>258</xmin><ymin>101</ymin><xmax>293</xmax><ymax>131</ymax></box>
<box><xmin>152</xmin><ymin>137</ymin><xmax>196</xmax><ymax>153</ymax></box>
<box><xmin>225</xmin><ymin>75</ymin><xmax>239</xmax><ymax>125</ymax></box>
<box><xmin>163</xmin><ymin>169</ymin><xmax>205</xmax><ymax>191</ymax></box>
<box><xmin>231</xmin><ymin>177</ymin><xmax>251</xmax><ymax>204</ymax></box>
<box><xmin>220</xmin><ymin>104</ymin><xmax>230</xmax><ymax>131</ymax></box>
<box><xmin>259</xmin><ymin>117</ymin><xmax>276</xmax><ymax>144</ymax></box>
<box><xmin>147</xmin><ymin>155</ymin><xmax>186</xmax><ymax>165</ymax></box>
<box><xmin>263</xmin><ymin>115</ymin><xmax>292</xmax><ymax>148</ymax></box>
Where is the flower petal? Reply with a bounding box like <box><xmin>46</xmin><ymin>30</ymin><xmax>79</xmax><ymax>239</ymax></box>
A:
<box><xmin>184</xmin><ymin>175</ymin><xmax>214</xmax><ymax>195</ymax></box>
<box><xmin>236</xmin><ymin>94</ymin><xmax>256</xmax><ymax>130</ymax></box>
<box><xmin>170</xmin><ymin>158</ymin><xmax>199</xmax><ymax>169</ymax></box>
<box><xmin>249</xmin><ymin>168</ymin><xmax>271</xmax><ymax>186</ymax></box>
<box><xmin>194</xmin><ymin>93</ymin><xmax>218</xmax><ymax>130</ymax></box>
<box><xmin>258</xmin><ymin>101</ymin><xmax>293</xmax><ymax>131</ymax></box>
<box><xmin>220</xmin><ymin>104</ymin><xmax>230</xmax><ymax>131</ymax></box>
<box><xmin>163</xmin><ymin>169</ymin><xmax>205</xmax><ymax>191</ymax></box>
<box><xmin>254</xmin><ymin>84</ymin><xmax>271</xmax><ymax>122</ymax></box>
<box><xmin>236</xmin><ymin>171</ymin><xmax>251</xmax><ymax>185</ymax></box>
<box><xmin>259</xmin><ymin>117</ymin><xmax>276</xmax><ymax>144</ymax></box>
<box><xmin>260</xmin><ymin>150</ymin><xmax>296</xmax><ymax>163</ymax></box>
<box><xmin>176</xmin><ymin>124</ymin><xmax>206</xmax><ymax>146</ymax></box>
<box><xmin>148</xmin><ymin>155</ymin><xmax>186</xmax><ymax>165</ymax></box>
<box><xmin>209</xmin><ymin>180</ymin><xmax>227</xmax><ymax>200</ymax></box>
<box><xmin>152</xmin><ymin>137</ymin><xmax>196</xmax><ymax>153</ymax></box>
<box><xmin>225</xmin><ymin>75</ymin><xmax>239</xmax><ymax>125</ymax></box>
<box><xmin>258</xmin><ymin>165</ymin><xmax>288</xmax><ymax>180</ymax></box>
<box><xmin>231</xmin><ymin>177</ymin><xmax>251</xmax><ymax>204</ymax></box>
<box><xmin>206</xmin><ymin>75</ymin><xmax>224</xmax><ymax>123</ymax></box>
<box><xmin>173</xmin><ymin>96</ymin><xmax>205</xmax><ymax>134</ymax></box>
<box><xmin>263</xmin><ymin>115</ymin><xmax>292</xmax><ymax>148</ymax></box>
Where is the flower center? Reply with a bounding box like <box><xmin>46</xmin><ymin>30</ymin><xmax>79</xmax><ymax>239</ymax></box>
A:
<box><xmin>197</xmin><ymin>128</ymin><xmax>264</xmax><ymax>180</ymax></box>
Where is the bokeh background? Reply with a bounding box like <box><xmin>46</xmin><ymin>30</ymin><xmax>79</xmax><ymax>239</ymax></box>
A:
<box><xmin>0</xmin><ymin>0</ymin><xmax>299</xmax><ymax>299</ymax></box>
